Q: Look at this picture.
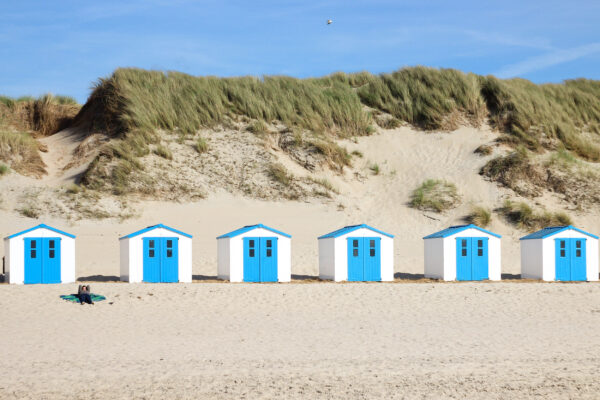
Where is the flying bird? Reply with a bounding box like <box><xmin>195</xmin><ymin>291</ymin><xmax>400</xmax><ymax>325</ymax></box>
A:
<box><xmin>327</xmin><ymin>19</ymin><xmax>332</xmax><ymax>25</ymax></box>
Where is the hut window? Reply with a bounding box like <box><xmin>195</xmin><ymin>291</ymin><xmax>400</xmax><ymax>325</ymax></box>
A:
<box><xmin>31</xmin><ymin>241</ymin><xmax>36</xmax><ymax>249</ymax></box>
<box><xmin>576</xmin><ymin>249</ymin><xmax>581</xmax><ymax>257</ymax></box>
<box><xmin>49</xmin><ymin>250</ymin><xmax>55</xmax><ymax>258</ymax></box>
<box><xmin>49</xmin><ymin>240</ymin><xmax>55</xmax><ymax>249</ymax></box>
<box><xmin>461</xmin><ymin>239</ymin><xmax>467</xmax><ymax>256</ymax></box>
<box><xmin>30</xmin><ymin>250</ymin><xmax>36</xmax><ymax>258</ymax></box>
<box><xmin>560</xmin><ymin>241</ymin><xmax>565</xmax><ymax>249</ymax></box>
<box><xmin>249</xmin><ymin>239</ymin><xmax>255</xmax><ymax>257</ymax></box>
<box><xmin>149</xmin><ymin>249</ymin><xmax>155</xmax><ymax>257</ymax></box>
<box><xmin>576</xmin><ymin>241</ymin><xmax>581</xmax><ymax>248</ymax></box>
<box><xmin>267</xmin><ymin>249</ymin><xmax>272</xmax><ymax>257</ymax></box>
<box><xmin>266</xmin><ymin>240</ymin><xmax>272</xmax><ymax>247</ymax></box>
<box><xmin>560</xmin><ymin>250</ymin><xmax>565</xmax><ymax>257</ymax></box>
<box><xmin>167</xmin><ymin>250</ymin><xmax>173</xmax><ymax>257</ymax></box>
<box><xmin>149</xmin><ymin>240</ymin><xmax>155</xmax><ymax>248</ymax></box>
<box><xmin>370</xmin><ymin>240</ymin><xmax>375</xmax><ymax>256</ymax></box>
<box><xmin>353</xmin><ymin>240</ymin><xmax>358</xmax><ymax>247</ymax></box>
<box><xmin>167</xmin><ymin>240</ymin><xmax>173</xmax><ymax>248</ymax></box>
<box><xmin>477</xmin><ymin>240</ymin><xmax>483</xmax><ymax>256</ymax></box>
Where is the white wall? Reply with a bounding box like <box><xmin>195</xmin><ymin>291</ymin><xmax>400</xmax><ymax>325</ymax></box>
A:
<box><xmin>217</xmin><ymin>238</ymin><xmax>230</xmax><ymax>280</ymax></box>
<box><xmin>534</xmin><ymin>229</ymin><xmax>599</xmax><ymax>281</ymax></box>
<box><xmin>424</xmin><ymin>238</ymin><xmax>444</xmax><ymax>279</ymax></box>
<box><xmin>120</xmin><ymin>227</ymin><xmax>192</xmax><ymax>283</ymax></box>
<box><xmin>220</xmin><ymin>227</ymin><xmax>291</xmax><ymax>283</ymax></box>
<box><xmin>520</xmin><ymin>239</ymin><xmax>543</xmax><ymax>279</ymax></box>
<box><xmin>425</xmin><ymin>228</ymin><xmax>501</xmax><ymax>281</ymax></box>
<box><xmin>318</xmin><ymin>238</ymin><xmax>336</xmax><ymax>280</ymax></box>
<box><xmin>4</xmin><ymin>227</ymin><xmax>75</xmax><ymax>284</ymax></box>
<box><xmin>119</xmin><ymin>238</ymin><xmax>130</xmax><ymax>282</ymax></box>
<box><xmin>319</xmin><ymin>227</ymin><xmax>394</xmax><ymax>282</ymax></box>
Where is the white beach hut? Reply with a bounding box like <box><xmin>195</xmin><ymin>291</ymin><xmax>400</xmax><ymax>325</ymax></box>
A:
<box><xmin>520</xmin><ymin>225</ymin><xmax>599</xmax><ymax>281</ymax></box>
<box><xmin>3</xmin><ymin>224</ymin><xmax>76</xmax><ymax>284</ymax></box>
<box><xmin>423</xmin><ymin>224</ymin><xmax>501</xmax><ymax>281</ymax></box>
<box><xmin>120</xmin><ymin>224</ymin><xmax>192</xmax><ymax>283</ymax></box>
<box><xmin>217</xmin><ymin>224</ymin><xmax>291</xmax><ymax>282</ymax></box>
<box><xmin>318</xmin><ymin>224</ymin><xmax>394</xmax><ymax>282</ymax></box>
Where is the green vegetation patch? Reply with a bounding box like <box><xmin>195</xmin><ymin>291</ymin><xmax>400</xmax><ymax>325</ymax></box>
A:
<box><xmin>410</xmin><ymin>179</ymin><xmax>460</xmax><ymax>212</ymax></box>
<box><xmin>499</xmin><ymin>200</ymin><xmax>572</xmax><ymax>231</ymax></box>
<box><xmin>466</xmin><ymin>206</ymin><xmax>492</xmax><ymax>227</ymax></box>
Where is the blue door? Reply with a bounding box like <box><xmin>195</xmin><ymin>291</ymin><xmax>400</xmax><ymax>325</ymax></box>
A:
<box><xmin>24</xmin><ymin>237</ymin><xmax>61</xmax><ymax>284</ymax></box>
<box><xmin>456</xmin><ymin>237</ymin><xmax>488</xmax><ymax>281</ymax></box>
<box><xmin>259</xmin><ymin>237</ymin><xmax>278</xmax><ymax>282</ymax></box>
<box><xmin>143</xmin><ymin>237</ymin><xmax>179</xmax><ymax>283</ymax></box>
<box><xmin>571</xmin><ymin>239</ymin><xmax>586</xmax><ymax>281</ymax></box>
<box><xmin>161</xmin><ymin>238</ymin><xmax>179</xmax><ymax>283</ymax></box>
<box><xmin>42</xmin><ymin>238</ymin><xmax>61</xmax><ymax>284</ymax></box>
<box><xmin>24</xmin><ymin>238</ymin><xmax>42</xmax><ymax>284</ymax></box>
<box><xmin>243</xmin><ymin>238</ymin><xmax>260</xmax><ymax>282</ymax></box>
<box><xmin>348</xmin><ymin>237</ymin><xmax>364</xmax><ymax>281</ymax></box>
<box><xmin>555</xmin><ymin>238</ymin><xmax>586</xmax><ymax>281</ymax></box>
<box><xmin>472</xmin><ymin>238</ymin><xmax>489</xmax><ymax>280</ymax></box>
<box><xmin>364</xmin><ymin>238</ymin><xmax>381</xmax><ymax>281</ymax></box>
<box><xmin>243</xmin><ymin>237</ymin><xmax>278</xmax><ymax>282</ymax></box>
<box><xmin>347</xmin><ymin>237</ymin><xmax>381</xmax><ymax>281</ymax></box>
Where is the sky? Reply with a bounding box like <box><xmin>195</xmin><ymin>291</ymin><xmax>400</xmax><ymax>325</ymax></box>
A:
<box><xmin>1</xmin><ymin>0</ymin><xmax>599</xmax><ymax>103</ymax></box>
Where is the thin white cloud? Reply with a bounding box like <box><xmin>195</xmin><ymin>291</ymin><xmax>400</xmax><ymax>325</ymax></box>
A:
<box><xmin>495</xmin><ymin>42</ymin><xmax>600</xmax><ymax>78</ymax></box>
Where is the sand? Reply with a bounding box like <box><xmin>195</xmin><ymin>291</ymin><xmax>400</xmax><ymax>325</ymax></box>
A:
<box><xmin>1</xmin><ymin>282</ymin><xmax>599</xmax><ymax>399</ymax></box>
<box><xmin>2</xmin><ymin>125</ymin><xmax>600</xmax><ymax>398</ymax></box>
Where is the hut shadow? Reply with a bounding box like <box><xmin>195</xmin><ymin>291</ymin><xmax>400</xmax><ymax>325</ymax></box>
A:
<box><xmin>501</xmin><ymin>273</ymin><xmax>522</xmax><ymax>280</ymax></box>
<box><xmin>77</xmin><ymin>275</ymin><xmax>121</xmax><ymax>282</ymax></box>
<box><xmin>291</xmin><ymin>274</ymin><xmax>320</xmax><ymax>281</ymax></box>
<box><xmin>394</xmin><ymin>272</ymin><xmax>425</xmax><ymax>280</ymax></box>
<box><xmin>0</xmin><ymin>274</ymin><xmax>5</xmax><ymax>283</ymax></box>
<box><xmin>192</xmin><ymin>274</ymin><xmax>219</xmax><ymax>281</ymax></box>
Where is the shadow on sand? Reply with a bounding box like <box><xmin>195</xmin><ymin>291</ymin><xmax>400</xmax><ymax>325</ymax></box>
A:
<box><xmin>77</xmin><ymin>275</ymin><xmax>121</xmax><ymax>282</ymax></box>
<box><xmin>394</xmin><ymin>272</ymin><xmax>425</xmax><ymax>280</ymax></box>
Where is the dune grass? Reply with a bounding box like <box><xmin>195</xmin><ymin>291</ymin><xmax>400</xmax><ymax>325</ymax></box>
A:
<box><xmin>0</xmin><ymin>130</ymin><xmax>45</xmax><ymax>177</ymax></box>
<box><xmin>69</xmin><ymin>67</ymin><xmax>600</xmax><ymax>197</ymax></box>
<box><xmin>195</xmin><ymin>137</ymin><xmax>208</xmax><ymax>153</ymax></box>
<box><xmin>153</xmin><ymin>144</ymin><xmax>173</xmax><ymax>160</ymax></box>
<box><xmin>410</xmin><ymin>179</ymin><xmax>460</xmax><ymax>212</ymax></box>
<box><xmin>268</xmin><ymin>162</ymin><xmax>292</xmax><ymax>186</ymax></box>
<box><xmin>499</xmin><ymin>200</ymin><xmax>572</xmax><ymax>231</ymax></box>
<box><xmin>466</xmin><ymin>206</ymin><xmax>492</xmax><ymax>227</ymax></box>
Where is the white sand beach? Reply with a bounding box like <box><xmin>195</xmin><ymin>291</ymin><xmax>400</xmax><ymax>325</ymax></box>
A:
<box><xmin>1</xmin><ymin>282</ymin><xmax>599</xmax><ymax>399</ymax></box>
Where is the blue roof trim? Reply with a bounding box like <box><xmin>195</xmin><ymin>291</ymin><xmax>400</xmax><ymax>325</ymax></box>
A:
<box><xmin>520</xmin><ymin>225</ymin><xmax>599</xmax><ymax>240</ymax></box>
<box><xmin>423</xmin><ymin>224</ymin><xmax>501</xmax><ymax>239</ymax></box>
<box><xmin>5</xmin><ymin>224</ymin><xmax>76</xmax><ymax>239</ymax></box>
<box><xmin>318</xmin><ymin>224</ymin><xmax>394</xmax><ymax>239</ymax></box>
<box><xmin>217</xmin><ymin>224</ymin><xmax>292</xmax><ymax>239</ymax></box>
<box><xmin>120</xmin><ymin>224</ymin><xmax>193</xmax><ymax>240</ymax></box>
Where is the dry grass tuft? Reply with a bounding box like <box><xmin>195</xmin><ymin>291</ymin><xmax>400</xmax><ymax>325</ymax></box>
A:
<box><xmin>466</xmin><ymin>206</ymin><xmax>492</xmax><ymax>227</ymax></box>
<box><xmin>499</xmin><ymin>200</ymin><xmax>572</xmax><ymax>231</ymax></box>
<box><xmin>410</xmin><ymin>179</ymin><xmax>460</xmax><ymax>212</ymax></box>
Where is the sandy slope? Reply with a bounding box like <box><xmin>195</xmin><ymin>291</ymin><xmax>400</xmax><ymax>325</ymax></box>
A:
<box><xmin>3</xmin><ymin>124</ymin><xmax>598</xmax><ymax>278</ymax></box>
<box><xmin>1</xmin><ymin>282</ymin><xmax>599</xmax><ymax>399</ymax></box>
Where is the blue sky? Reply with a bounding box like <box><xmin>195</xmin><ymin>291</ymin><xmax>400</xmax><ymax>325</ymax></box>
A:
<box><xmin>1</xmin><ymin>0</ymin><xmax>599</xmax><ymax>103</ymax></box>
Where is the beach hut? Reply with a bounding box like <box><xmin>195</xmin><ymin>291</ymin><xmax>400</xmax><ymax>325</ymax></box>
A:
<box><xmin>318</xmin><ymin>224</ymin><xmax>394</xmax><ymax>282</ymax></box>
<box><xmin>217</xmin><ymin>224</ymin><xmax>291</xmax><ymax>282</ymax></box>
<box><xmin>120</xmin><ymin>224</ymin><xmax>192</xmax><ymax>283</ymax></box>
<box><xmin>3</xmin><ymin>224</ymin><xmax>76</xmax><ymax>284</ymax></box>
<box><xmin>520</xmin><ymin>226</ymin><xmax>599</xmax><ymax>281</ymax></box>
<box><xmin>423</xmin><ymin>224</ymin><xmax>501</xmax><ymax>281</ymax></box>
